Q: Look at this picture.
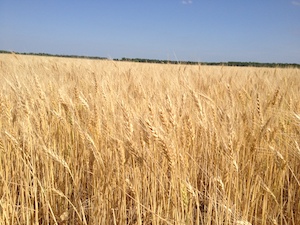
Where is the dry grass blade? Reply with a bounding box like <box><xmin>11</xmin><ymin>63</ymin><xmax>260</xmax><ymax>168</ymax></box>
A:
<box><xmin>52</xmin><ymin>188</ymin><xmax>84</xmax><ymax>224</ymax></box>
<box><xmin>42</xmin><ymin>145</ymin><xmax>74</xmax><ymax>182</ymax></box>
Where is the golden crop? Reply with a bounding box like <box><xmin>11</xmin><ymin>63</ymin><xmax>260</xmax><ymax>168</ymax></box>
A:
<box><xmin>0</xmin><ymin>53</ymin><xmax>299</xmax><ymax>224</ymax></box>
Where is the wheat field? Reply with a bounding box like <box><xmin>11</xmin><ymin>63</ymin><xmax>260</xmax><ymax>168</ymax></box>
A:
<box><xmin>0</xmin><ymin>53</ymin><xmax>299</xmax><ymax>224</ymax></box>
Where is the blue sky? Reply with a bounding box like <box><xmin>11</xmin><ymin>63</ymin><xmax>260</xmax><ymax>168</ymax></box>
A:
<box><xmin>0</xmin><ymin>0</ymin><xmax>299</xmax><ymax>63</ymax></box>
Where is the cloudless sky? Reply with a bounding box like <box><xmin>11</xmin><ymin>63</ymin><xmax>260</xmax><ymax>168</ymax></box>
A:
<box><xmin>0</xmin><ymin>0</ymin><xmax>299</xmax><ymax>63</ymax></box>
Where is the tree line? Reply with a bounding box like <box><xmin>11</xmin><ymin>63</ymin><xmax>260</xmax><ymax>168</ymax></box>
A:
<box><xmin>117</xmin><ymin>57</ymin><xmax>300</xmax><ymax>68</ymax></box>
<box><xmin>1</xmin><ymin>50</ymin><xmax>299</xmax><ymax>68</ymax></box>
